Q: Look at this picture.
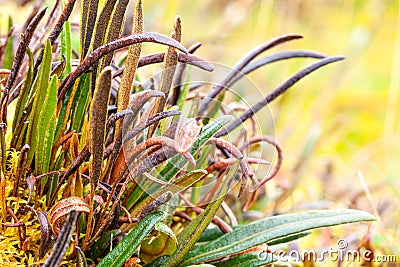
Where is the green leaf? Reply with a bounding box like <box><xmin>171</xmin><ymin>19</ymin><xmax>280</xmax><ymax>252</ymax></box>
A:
<box><xmin>132</xmin><ymin>170</ymin><xmax>207</xmax><ymax>215</ymax></box>
<box><xmin>215</xmin><ymin>252</ymin><xmax>277</xmax><ymax>267</ymax></box>
<box><xmin>203</xmin><ymin>91</ymin><xmax>224</xmax><ymax>125</ymax></box>
<box><xmin>71</xmin><ymin>73</ymin><xmax>90</xmax><ymax>132</ymax></box>
<box><xmin>188</xmin><ymin>265</ymin><xmax>216</xmax><ymax>267</ymax></box>
<box><xmin>88</xmin><ymin>229</ymin><xmax>121</xmax><ymax>261</ymax></box>
<box><xmin>198</xmin><ymin>227</ymin><xmax>310</xmax><ymax>245</ymax></box>
<box><xmin>197</xmin><ymin>226</ymin><xmax>241</xmax><ymax>243</ymax></box>
<box><xmin>12</xmin><ymin>48</ymin><xmax>34</xmax><ymax>133</ymax></box>
<box><xmin>97</xmin><ymin>211</ymin><xmax>165</xmax><ymax>267</ymax></box>
<box><xmin>140</xmin><ymin>222</ymin><xmax>178</xmax><ymax>263</ymax></box>
<box><xmin>60</xmin><ymin>6</ymin><xmax>72</xmax><ymax>80</ymax></box>
<box><xmin>158</xmin><ymin>115</ymin><xmax>233</xmax><ymax>181</ymax></box>
<box><xmin>177</xmin><ymin>66</ymin><xmax>192</xmax><ymax>110</ymax></box>
<box><xmin>163</xmin><ymin>159</ymin><xmax>241</xmax><ymax>267</ymax></box>
<box><xmin>36</xmin><ymin>75</ymin><xmax>57</xmax><ymax>174</ymax></box>
<box><xmin>268</xmin><ymin>231</ymin><xmax>311</xmax><ymax>246</ymax></box>
<box><xmin>27</xmin><ymin>39</ymin><xmax>52</xmax><ymax>169</ymax></box>
<box><xmin>4</xmin><ymin>16</ymin><xmax>14</xmax><ymax>69</ymax></box>
<box><xmin>182</xmin><ymin>209</ymin><xmax>375</xmax><ymax>265</ymax></box>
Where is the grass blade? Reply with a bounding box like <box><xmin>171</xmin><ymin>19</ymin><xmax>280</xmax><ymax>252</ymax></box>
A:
<box><xmin>3</xmin><ymin>16</ymin><xmax>14</xmax><ymax>70</ymax></box>
<box><xmin>11</xmin><ymin>48</ymin><xmax>34</xmax><ymax>133</ymax></box>
<box><xmin>60</xmin><ymin>1</ymin><xmax>72</xmax><ymax>80</ymax></box>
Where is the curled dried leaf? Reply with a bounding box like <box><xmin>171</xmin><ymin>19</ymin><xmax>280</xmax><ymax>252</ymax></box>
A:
<box><xmin>207</xmin><ymin>137</ymin><xmax>250</xmax><ymax>197</ymax></box>
<box><xmin>25</xmin><ymin>205</ymin><xmax>55</xmax><ymax>258</ymax></box>
<box><xmin>48</xmin><ymin>197</ymin><xmax>90</xmax><ymax>235</ymax></box>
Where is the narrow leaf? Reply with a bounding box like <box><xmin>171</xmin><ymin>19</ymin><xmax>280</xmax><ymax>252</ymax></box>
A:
<box><xmin>163</xmin><ymin>159</ymin><xmax>240</xmax><ymax>267</ymax></box>
<box><xmin>60</xmin><ymin>4</ymin><xmax>72</xmax><ymax>80</ymax></box>
<box><xmin>133</xmin><ymin>170</ymin><xmax>207</xmax><ymax>215</ymax></box>
<box><xmin>27</xmin><ymin>39</ymin><xmax>53</xmax><ymax>168</ymax></box>
<box><xmin>11</xmin><ymin>48</ymin><xmax>34</xmax><ymax>133</ymax></box>
<box><xmin>182</xmin><ymin>209</ymin><xmax>375</xmax><ymax>265</ymax></box>
<box><xmin>36</xmin><ymin>75</ymin><xmax>58</xmax><ymax>174</ymax></box>
<box><xmin>116</xmin><ymin>0</ymin><xmax>143</xmax><ymax>135</ymax></box>
<box><xmin>3</xmin><ymin>16</ymin><xmax>14</xmax><ymax>69</ymax></box>
<box><xmin>89</xmin><ymin>67</ymin><xmax>112</xmax><ymax>191</ymax></box>
<box><xmin>97</xmin><ymin>211</ymin><xmax>165</xmax><ymax>267</ymax></box>
<box><xmin>80</xmin><ymin>0</ymin><xmax>99</xmax><ymax>59</ymax></box>
<box><xmin>0</xmin><ymin>7</ymin><xmax>47</xmax><ymax>126</ymax></box>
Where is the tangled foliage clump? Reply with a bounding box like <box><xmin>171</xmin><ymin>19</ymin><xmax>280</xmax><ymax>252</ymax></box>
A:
<box><xmin>0</xmin><ymin>0</ymin><xmax>374</xmax><ymax>266</ymax></box>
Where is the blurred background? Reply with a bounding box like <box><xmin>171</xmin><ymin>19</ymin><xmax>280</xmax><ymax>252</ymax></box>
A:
<box><xmin>1</xmin><ymin>0</ymin><xmax>399</xmax><ymax>265</ymax></box>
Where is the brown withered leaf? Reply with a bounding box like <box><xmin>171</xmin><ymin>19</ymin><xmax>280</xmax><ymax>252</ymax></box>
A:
<box><xmin>147</xmin><ymin>16</ymin><xmax>181</xmax><ymax>137</ymax></box>
<box><xmin>89</xmin><ymin>67</ymin><xmax>112</xmax><ymax>193</ymax></box>
<box><xmin>116</xmin><ymin>0</ymin><xmax>143</xmax><ymax>135</ymax></box>
<box><xmin>81</xmin><ymin>0</ymin><xmax>99</xmax><ymax>59</ymax></box>
<box><xmin>24</xmin><ymin>205</ymin><xmax>55</xmax><ymax>259</ymax></box>
<box><xmin>48</xmin><ymin>197</ymin><xmax>90</xmax><ymax>235</ymax></box>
